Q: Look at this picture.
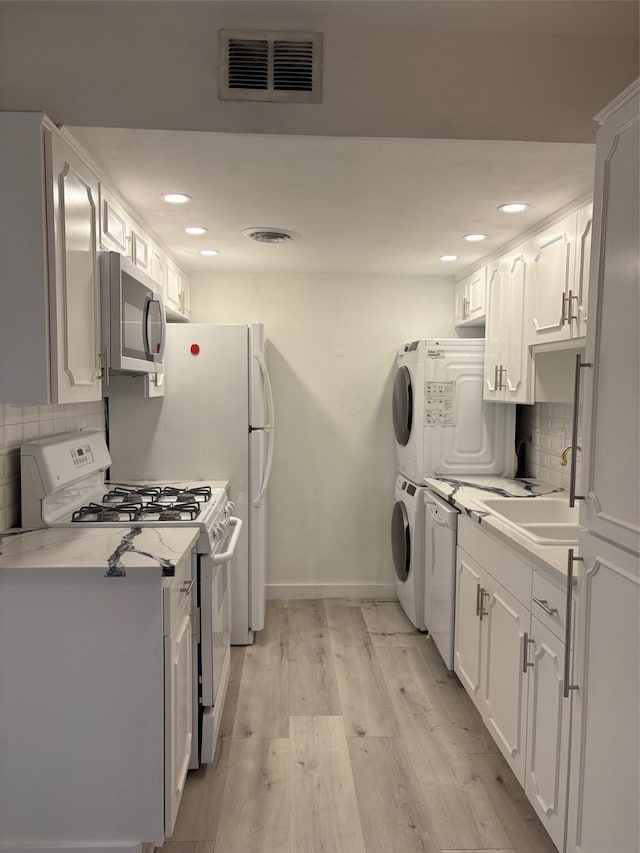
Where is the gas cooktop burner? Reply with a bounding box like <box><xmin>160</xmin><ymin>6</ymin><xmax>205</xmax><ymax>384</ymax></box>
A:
<box><xmin>102</xmin><ymin>485</ymin><xmax>213</xmax><ymax>507</ymax></box>
<box><xmin>136</xmin><ymin>502</ymin><xmax>201</xmax><ymax>521</ymax></box>
<box><xmin>72</xmin><ymin>502</ymin><xmax>141</xmax><ymax>523</ymax></box>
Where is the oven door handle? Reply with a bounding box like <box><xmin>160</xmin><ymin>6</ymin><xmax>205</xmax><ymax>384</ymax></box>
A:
<box><xmin>211</xmin><ymin>517</ymin><xmax>243</xmax><ymax>565</ymax></box>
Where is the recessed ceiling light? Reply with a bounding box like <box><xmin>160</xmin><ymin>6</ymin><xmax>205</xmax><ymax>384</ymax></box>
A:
<box><xmin>463</xmin><ymin>233</ymin><xmax>488</xmax><ymax>242</ymax></box>
<box><xmin>199</xmin><ymin>249</ymin><xmax>220</xmax><ymax>256</ymax></box>
<box><xmin>498</xmin><ymin>203</ymin><xmax>528</xmax><ymax>213</ymax></box>
<box><xmin>185</xmin><ymin>226</ymin><xmax>208</xmax><ymax>235</ymax></box>
<box><xmin>162</xmin><ymin>193</ymin><xmax>192</xmax><ymax>204</ymax></box>
<box><xmin>439</xmin><ymin>254</ymin><xmax>459</xmax><ymax>262</ymax></box>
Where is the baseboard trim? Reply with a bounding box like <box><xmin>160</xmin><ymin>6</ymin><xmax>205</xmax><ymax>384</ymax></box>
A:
<box><xmin>266</xmin><ymin>582</ymin><xmax>397</xmax><ymax>600</ymax></box>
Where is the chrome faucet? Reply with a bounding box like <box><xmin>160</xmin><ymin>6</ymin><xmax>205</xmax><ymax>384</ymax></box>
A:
<box><xmin>560</xmin><ymin>445</ymin><xmax>582</xmax><ymax>466</ymax></box>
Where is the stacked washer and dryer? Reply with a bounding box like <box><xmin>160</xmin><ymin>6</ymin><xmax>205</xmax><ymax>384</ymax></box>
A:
<box><xmin>391</xmin><ymin>338</ymin><xmax>515</xmax><ymax>667</ymax></box>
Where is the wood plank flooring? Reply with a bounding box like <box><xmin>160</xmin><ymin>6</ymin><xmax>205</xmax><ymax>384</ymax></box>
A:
<box><xmin>167</xmin><ymin>600</ymin><xmax>557</xmax><ymax>853</ymax></box>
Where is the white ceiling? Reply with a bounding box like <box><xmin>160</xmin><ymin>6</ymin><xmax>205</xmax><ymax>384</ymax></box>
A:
<box><xmin>71</xmin><ymin>127</ymin><xmax>595</xmax><ymax>276</ymax></box>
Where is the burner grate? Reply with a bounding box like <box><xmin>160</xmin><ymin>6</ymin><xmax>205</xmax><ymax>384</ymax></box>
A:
<box><xmin>72</xmin><ymin>502</ymin><xmax>140</xmax><ymax>523</ymax></box>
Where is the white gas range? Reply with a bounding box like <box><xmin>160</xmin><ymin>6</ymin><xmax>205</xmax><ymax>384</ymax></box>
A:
<box><xmin>20</xmin><ymin>430</ymin><xmax>241</xmax><ymax>767</ymax></box>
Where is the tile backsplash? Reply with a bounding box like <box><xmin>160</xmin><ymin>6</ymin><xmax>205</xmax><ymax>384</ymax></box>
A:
<box><xmin>526</xmin><ymin>402</ymin><xmax>583</xmax><ymax>491</ymax></box>
<box><xmin>0</xmin><ymin>402</ymin><xmax>105</xmax><ymax>532</ymax></box>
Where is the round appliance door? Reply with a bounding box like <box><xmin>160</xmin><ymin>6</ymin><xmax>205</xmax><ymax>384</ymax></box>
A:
<box><xmin>391</xmin><ymin>499</ymin><xmax>411</xmax><ymax>582</ymax></box>
<box><xmin>392</xmin><ymin>365</ymin><xmax>413</xmax><ymax>447</ymax></box>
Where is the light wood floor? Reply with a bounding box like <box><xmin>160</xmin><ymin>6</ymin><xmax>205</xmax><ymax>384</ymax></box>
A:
<box><xmin>164</xmin><ymin>599</ymin><xmax>557</xmax><ymax>853</ymax></box>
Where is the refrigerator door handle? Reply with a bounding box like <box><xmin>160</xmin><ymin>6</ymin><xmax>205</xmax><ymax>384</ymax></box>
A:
<box><xmin>252</xmin><ymin>350</ymin><xmax>275</xmax><ymax>430</ymax></box>
<box><xmin>253</xmin><ymin>426</ymin><xmax>275</xmax><ymax>508</ymax></box>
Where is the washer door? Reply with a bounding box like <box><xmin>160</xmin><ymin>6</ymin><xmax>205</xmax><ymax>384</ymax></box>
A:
<box><xmin>391</xmin><ymin>499</ymin><xmax>411</xmax><ymax>582</ymax></box>
<box><xmin>392</xmin><ymin>365</ymin><xmax>413</xmax><ymax>447</ymax></box>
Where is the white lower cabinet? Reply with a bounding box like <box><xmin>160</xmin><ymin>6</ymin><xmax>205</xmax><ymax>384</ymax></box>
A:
<box><xmin>482</xmin><ymin>573</ymin><xmax>530</xmax><ymax>785</ymax></box>
<box><xmin>525</xmin><ymin>616</ymin><xmax>571</xmax><ymax>852</ymax></box>
<box><xmin>454</xmin><ymin>550</ymin><xmax>485</xmax><ymax>708</ymax></box>
<box><xmin>164</xmin><ymin>606</ymin><xmax>193</xmax><ymax>838</ymax></box>
<box><xmin>455</xmin><ymin>517</ymin><xmax>571</xmax><ymax>851</ymax></box>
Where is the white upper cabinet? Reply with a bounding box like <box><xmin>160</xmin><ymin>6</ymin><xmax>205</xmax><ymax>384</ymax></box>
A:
<box><xmin>48</xmin><ymin>134</ymin><xmax>102</xmax><ymax>404</ymax></box>
<box><xmin>99</xmin><ymin>185</ymin><xmax>132</xmax><ymax>258</ymax></box>
<box><xmin>483</xmin><ymin>245</ymin><xmax>534</xmax><ymax>404</ymax></box>
<box><xmin>579</xmin><ymin>94</ymin><xmax>639</xmax><ymax>553</ymax></box>
<box><xmin>529</xmin><ymin>210</ymin><xmax>577</xmax><ymax>345</ymax></box>
<box><xmin>165</xmin><ymin>258</ymin><xmax>191</xmax><ymax>321</ymax></box>
<box><xmin>454</xmin><ymin>267</ymin><xmax>486</xmax><ymax>327</ymax></box>
<box><xmin>0</xmin><ymin>114</ymin><xmax>102</xmax><ymax>404</ymax></box>
<box><xmin>529</xmin><ymin>203</ymin><xmax>593</xmax><ymax>347</ymax></box>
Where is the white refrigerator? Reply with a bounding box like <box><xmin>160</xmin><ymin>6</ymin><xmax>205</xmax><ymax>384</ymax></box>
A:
<box><xmin>107</xmin><ymin>323</ymin><xmax>274</xmax><ymax>645</ymax></box>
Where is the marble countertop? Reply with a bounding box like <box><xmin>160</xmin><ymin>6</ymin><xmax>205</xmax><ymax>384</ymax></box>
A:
<box><xmin>423</xmin><ymin>475</ymin><xmax>574</xmax><ymax>575</ymax></box>
<box><xmin>0</xmin><ymin>526</ymin><xmax>200</xmax><ymax>578</ymax></box>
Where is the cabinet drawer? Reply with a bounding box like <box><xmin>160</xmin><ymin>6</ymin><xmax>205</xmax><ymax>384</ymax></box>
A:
<box><xmin>532</xmin><ymin>571</ymin><xmax>571</xmax><ymax>646</ymax></box>
<box><xmin>163</xmin><ymin>549</ymin><xmax>196</xmax><ymax>636</ymax></box>
<box><xmin>458</xmin><ymin>516</ymin><xmax>532</xmax><ymax>606</ymax></box>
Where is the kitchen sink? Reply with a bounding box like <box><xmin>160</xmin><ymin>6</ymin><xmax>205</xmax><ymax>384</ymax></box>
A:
<box><xmin>475</xmin><ymin>497</ymin><xmax>580</xmax><ymax>545</ymax></box>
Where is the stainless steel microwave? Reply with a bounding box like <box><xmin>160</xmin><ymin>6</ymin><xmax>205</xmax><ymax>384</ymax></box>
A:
<box><xmin>100</xmin><ymin>252</ymin><xmax>166</xmax><ymax>375</ymax></box>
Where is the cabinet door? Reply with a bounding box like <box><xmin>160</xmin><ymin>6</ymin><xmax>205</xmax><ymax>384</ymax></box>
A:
<box><xmin>580</xmin><ymin>104</ymin><xmax>639</xmax><ymax>553</ymax></box>
<box><xmin>573</xmin><ymin>202</ymin><xmax>593</xmax><ymax>338</ymax></box>
<box><xmin>566</xmin><ymin>532</ymin><xmax>640</xmax><ymax>853</ymax></box>
<box><xmin>131</xmin><ymin>227</ymin><xmax>150</xmax><ymax>272</ymax></box>
<box><xmin>98</xmin><ymin>185</ymin><xmax>131</xmax><ymax>256</ymax></box>
<box><xmin>454</xmin><ymin>279</ymin><xmax>467</xmax><ymax>325</ymax></box>
<box><xmin>466</xmin><ymin>267</ymin><xmax>486</xmax><ymax>322</ymax></box>
<box><xmin>165</xmin><ymin>259</ymin><xmax>181</xmax><ymax>312</ymax></box>
<box><xmin>529</xmin><ymin>211</ymin><xmax>577</xmax><ymax>345</ymax></box>
<box><xmin>454</xmin><ymin>548</ymin><xmax>485</xmax><ymax>711</ymax></box>
<box><xmin>164</xmin><ymin>609</ymin><xmax>193</xmax><ymax>838</ymax></box>
<box><xmin>482</xmin><ymin>574</ymin><xmax>530</xmax><ymax>784</ymax></box>
<box><xmin>502</xmin><ymin>250</ymin><xmax>533</xmax><ymax>404</ymax></box>
<box><xmin>483</xmin><ymin>261</ymin><xmax>505</xmax><ymax>400</ymax></box>
<box><xmin>179</xmin><ymin>274</ymin><xmax>191</xmax><ymax>319</ymax></box>
<box><xmin>48</xmin><ymin>135</ymin><xmax>102</xmax><ymax>403</ymax></box>
<box><xmin>149</xmin><ymin>242</ymin><xmax>166</xmax><ymax>289</ymax></box>
<box><xmin>525</xmin><ymin>616</ymin><xmax>570</xmax><ymax>852</ymax></box>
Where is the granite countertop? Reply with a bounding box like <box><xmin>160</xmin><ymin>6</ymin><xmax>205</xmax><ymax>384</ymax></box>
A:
<box><xmin>0</xmin><ymin>526</ymin><xmax>200</xmax><ymax>578</ymax></box>
<box><xmin>423</xmin><ymin>475</ymin><xmax>574</xmax><ymax>575</ymax></box>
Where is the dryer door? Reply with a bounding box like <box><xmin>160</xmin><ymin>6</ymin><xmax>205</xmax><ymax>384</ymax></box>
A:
<box><xmin>391</xmin><ymin>499</ymin><xmax>411</xmax><ymax>582</ymax></box>
<box><xmin>392</xmin><ymin>365</ymin><xmax>413</xmax><ymax>447</ymax></box>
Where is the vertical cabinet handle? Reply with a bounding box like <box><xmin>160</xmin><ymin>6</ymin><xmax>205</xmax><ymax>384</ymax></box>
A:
<box><xmin>567</xmin><ymin>289</ymin><xmax>578</xmax><ymax>322</ymax></box>
<box><xmin>564</xmin><ymin>548</ymin><xmax>582</xmax><ymax>698</ymax></box>
<box><xmin>478</xmin><ymin>587</ymin><xmax>489</xmax><ymax>621</ymax></box>
<box><xmin>493</xmin><ymin>365</ymin><xmax>499</xmax><ymax>392</ymax></box>
<box><xmin>561</xmin><ymin>292</ymin><xmax>568</xmax><ymax>326</ymax></box>
<box><xmin>475</xmin><ymin>582</ymin><xmax>482</xmax><ymax>616</ymax></box>
<box><xmin>102</xmin><ymin>346</ymin><xmax>110</xmax><ymax>387</ymax></box>
<box><xmin>522</xmin><ymin>632</ymin><xmax>535</xmax><ymax>672</ymax></box>
<box><xmin>569</xmin><ymin>353</ymin><xmax>592</xmax><ymax>507</ymax></box>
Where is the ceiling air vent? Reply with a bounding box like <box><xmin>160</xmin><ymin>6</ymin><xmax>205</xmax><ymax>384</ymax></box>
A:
<box><xmin>243</xmin><ymin>228</ymin><xmax>298</xmax><ymax>244</ymax></box>
<box><xmin>219</xmin><ymin>30</ymin><xmax>322</xmax><ymax>103</ymax></box>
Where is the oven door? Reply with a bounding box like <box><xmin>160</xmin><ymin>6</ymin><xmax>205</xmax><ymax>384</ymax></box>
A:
<box><xmin>102</xmin><ymin>252</ymin><xmax>166</xmax><ymax>374</ymax></box>
<box><xmin>200</xmin><ymin>517</ymin><xmax>243</xmax><ymax>710</ymax></box>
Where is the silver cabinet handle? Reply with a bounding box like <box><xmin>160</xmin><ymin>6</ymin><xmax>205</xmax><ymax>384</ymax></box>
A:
<box><xmin>478</xmin><ymin>587</ymin><xmax>489</xmax><ymax>621</ymax></box>
<box><xmin>561</xmin><ymin>291</ymin><xmax>568</xmax><ymax>326</ymax></box>
<box><xmin>567</xmin><ymin>289</ymin><xmax>578</xmax><ymax>322</ymax></box>
<box><xmin>569</xmin><ymin>353</ymin><xmax>592</xmax><ymax>507</ymax></box>
<box><xmin>523</xmin><ymin>632</ymin><xmax>535</xmax><ymax>672</ymax></box>
<box><xmin>493</xmin><ymin>364</ymin><xmax>499</xmax><ymax>392</ymax></box>
<box><xmin>564</xmin><ymin>549</ymin><xmax>582</xmax><ymax>698</ymax></box>
<box><xmin>102</xmin><ymin>346</ymin><xmax>110</xmax><ymax>387</ymax></box>
<box><xmin>463</xmin><ymin>297</ymin><xmax>469</xmax><ymax>320</ymax></box>
<box><xmin>475</xmin><ymin>582</ymin><xmax>482</xmax><ymax>616</ymax></box>
<box><xmin>497</xmin><ymin>365</ymin><xmax>507</xmax><ymax>390</ymax></box>
<box><xmin>180</xmin><ymin>578</ymin><xmax>195</xmax><ymax>595</ymax></box>
<box><xmin>533</xmin><ymin>597</ymin><xmax>559</xmax><ymax>616</ymax></box>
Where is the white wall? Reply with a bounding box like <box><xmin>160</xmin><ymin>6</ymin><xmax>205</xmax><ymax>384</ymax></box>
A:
<box><xmin>191</xmin><ymin>272</ymin><xmax>454</xmax><ymax>597</ymax></box>
<box><xmin>0</xmin><ymin>2</ymin><xmax>636</xmax><ymax>143</ymax></box>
